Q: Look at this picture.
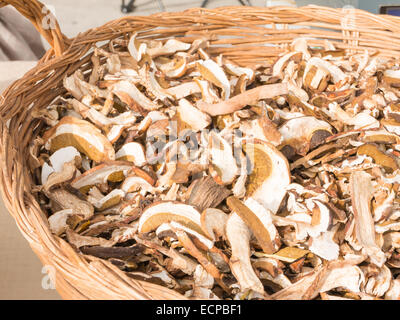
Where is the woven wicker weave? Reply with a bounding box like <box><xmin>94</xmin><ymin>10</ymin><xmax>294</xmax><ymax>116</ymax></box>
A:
<box><xmin>1</xmin><ymin>0</ymin><xmax>400</xmax><ymax>300</ymax></box>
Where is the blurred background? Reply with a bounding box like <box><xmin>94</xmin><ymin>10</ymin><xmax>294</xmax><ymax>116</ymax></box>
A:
<box><xmin>0</xmin><ymin>0</ymin><xmax>399</xmax><ymax>300</ymax></box>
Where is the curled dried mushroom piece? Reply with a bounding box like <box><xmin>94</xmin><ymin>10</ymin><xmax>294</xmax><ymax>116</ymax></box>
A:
<box><xmin>33</xmin><ymin>34</ymin><xmax>400</xmax><ymax>299</ymax></box>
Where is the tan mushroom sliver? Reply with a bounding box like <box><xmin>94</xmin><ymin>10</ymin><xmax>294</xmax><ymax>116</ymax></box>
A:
<box><xmin>350</xmin><ymin>171</ymin><xmax>385</xmax><ymax>267</ymax></box>
<box><xmin>197</xmin><ymin>83</ymin><xmax>288</xmax><ymax>116</ymax></box>
<box><xmin>197</xmin><ymin>59</ymin><xmax>231</xmax><ymax>100</ymax></box>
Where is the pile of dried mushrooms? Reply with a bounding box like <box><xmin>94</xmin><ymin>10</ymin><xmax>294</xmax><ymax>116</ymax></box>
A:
<box><xmin>30</xmin><ymin>33</ymin><xmax>400</xmax><ymax>300</ymax></box>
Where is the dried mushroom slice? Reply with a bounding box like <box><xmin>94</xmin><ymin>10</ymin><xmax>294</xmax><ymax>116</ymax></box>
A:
<box><xmin>43</xmin><ymin>116</ymin><xmax>115</xmax><ymax>163</ymax></box>
<box><xmin>138</xmin><ymin>201</ymin><xmax>206</xmax><ymax>236</ymax></box>
<box><xmin>121</xmin><ymin>175</ymin><xmax>155</xmax><ymax>194</ymax></box>
<box><xmin>208</xmin><ymin>131</ymin><xmax>239</xmax><ymax>185</ymax></box>
<box><xmin>128</xmin><ymin>33</ymin><xmax>147</xmax><ymax>62</ymax></box>
<box><xmin>350</xmin><ymin>171</ymin><xmax>385</xmax><ymax>267</ymax></box>
<box><xmin>303</xmin><ymin>64</ymin><xmax>330</xmax><ymax>92</ymax></box>
<box><xmin>197</xmin><ymin>59</ymin><xmax>231</xmax><ymax>100</ymax></box>
<box><xmin>147</xmin><ymin>39</ymin><xmax>191</xmax><ymax>58</ymax></box>
<box><xmin>361</xmin><ymin>129</ymin><xmax>400</xmax><ymax>145</ymax></box>
<box><xmin>113</xmin><ymin>80</ymin><xmax>160</xmax><ymax>112</ymax></box>
<box><xmin>48</xmin><ymin>209</ymin><xmax>74</xmax><ymax>236</ymax></box>
<box><xmin>197</xmin><ymin>83</ymin><xmax>288</xmax><ymax>116</ymax></box>
<box><xmin>243</xmin><ymin>140</ymin><xmax>291</xmax><ymax>214</ymax></box>
<box><xmin>41</xmin><ymin>146</ymin><xmax>81</xmax><ymax>184</ymax></box>
<box><xmin>116</xmin><ymin>142</ymin><xmax>147</xmax><ymax>167</ymax></box>
<box><xmin>48</xmin><ymin>189</ymin><xmax>94</xmax><ymax>220</ymax></box>
<box><xmin>357</xmin><ymin>144</ymin><xmax>398</xmax><ymax>173</ymax></box>
<box><xmin>200</xmin><ymin>208</ymin><xmax>228</xmax><ymax>241</ymax></box>
<box><xmin>71</xmin><ymin>161</ymin><xmax>133</xmax><ymax>192</ymax></box>
<box><xmin>176</xmin><ymin>98</ymin><xmax>211</xmax><ymax>132</ymax></box>
<box><xmin>257</xmin><ymin>247</ymin><xmax>310</xmax><ymax>264</ymax></box>
<box><xmin>91</xmin><ymin>189</ymin><xmax>125</xmax><ymax>211</ymax></box>
<box><xmin>43</xmin><ymin>160</ymin><xmax>77</xmax><ymax>192</ymax></box>
<box><xmin>279</xmin><ymin>116</ymin><xmax>333</xmax><ymax>155</ymax></box>
<box><xmin>383</xmin><ymin>69</ymin><xmax>400</xmax><ymax>88</ymax></box>
<box><xmin>227</xmin><ymin>196</ymin><xmax>277</xmax><ymax>254</ymax></box>
<box><xmin>186</xmin><ymin>176</ymin><xmax>231</xmax><ymax>212</ymax></box>
<box><xmin>226</xmin><ymin>212</ymin><xmax>265</xmax><ymax>295</ymax></box>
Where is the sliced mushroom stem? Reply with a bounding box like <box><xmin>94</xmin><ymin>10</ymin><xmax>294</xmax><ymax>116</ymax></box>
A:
<box><xmin>197</xmin><ymin>83</ymin><xmax>288</xmax><ymax>116</ymax></box>
<box><xmin>350</xmin><ymin>171</ymin><xmax>385</xmax><ymax>267</ymax></box>
<box><xmin>226</xmin><ymin>212</ymin><xmax>266</xmax><ymax>295</ymax></box>
<box><xmin>173</xmin><ymin>228</ymin><xmax>231</xmax><ymax>294</ymax></box>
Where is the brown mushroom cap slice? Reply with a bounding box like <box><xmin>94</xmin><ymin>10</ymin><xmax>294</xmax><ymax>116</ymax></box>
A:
<box><xmin>92</xmin><ymin>189</ymin><xmax>125</xmax><ymax>211</ymax></box>
<box><xmin>43</xmin><ymin>116</ymin><xmax>115</xmax><ymax>163</ymax></box>
<box><xmin>357</xmin><ymin>143</ymin><xmax>398</xmax><ymax>173</ymax></box>
<box><xmin>138</xmin><ymin>201</ymin><xmax>206</xmax><ymax>236</ymax></box>
<box><xmin>311</xmin><ymin>89</ymin><xmax>355</xmax><ymax>108</ymax></box>
<box><xmin>71</xmin><ymin>161</ymin><xmax>133</xmax><ymax>191</ymax></box>
<box><xmin>243</xmin><ymin>139</ymin><xmax>291</xmax><ymax>214</ymax></box>
<box><xmin>227</xmin><ymin>196</ymin><xmax>277</xmax><ymax>254</ymax></box>
<box><xmin>225</xmin><ymin>212</ymin><xmax>265</xmax><ymax>294</ymax></box>
<box><xmin>279</xmin><ymin>116</ymin><xmax>332</xmax><ymax>155</ymax></box>
<box><xmin>361</xmin><ymin>129</ymin><xmax>400</xmax><ymax>145</ymax></box>
<box><xmin>200</xmin><ymin>208</ymin><xmax>228</xmax><ymax>241</ymax></box>
<box><xmin>116</xmin><ymin>142</ymin><xmax>146</xmax><ymax>167</ymax></box>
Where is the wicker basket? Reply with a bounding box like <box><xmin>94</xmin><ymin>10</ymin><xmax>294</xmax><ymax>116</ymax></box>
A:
<box><xmin>1</xmin><ymin>0</ymin><xmax>400</xmax><ymax>300</ymax></box>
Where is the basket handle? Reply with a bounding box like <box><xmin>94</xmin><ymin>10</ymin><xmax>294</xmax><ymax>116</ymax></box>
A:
<box><xmin>0</xmin><ymin>0</ymin><xmax>68</xmax><ymax>56</ymax></box>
